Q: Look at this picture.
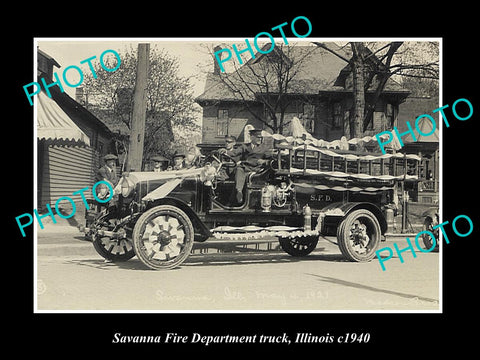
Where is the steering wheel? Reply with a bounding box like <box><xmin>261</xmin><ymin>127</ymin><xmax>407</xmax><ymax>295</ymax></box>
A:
<box><xmin>217</xmin><ymin>151</ymin><xmax>238</xmax><ymax>168</ymax></box>
<box><xmin>208</xmin><ymin>151</ymin><xmax>237</xmax><ymax>167</ymax></box>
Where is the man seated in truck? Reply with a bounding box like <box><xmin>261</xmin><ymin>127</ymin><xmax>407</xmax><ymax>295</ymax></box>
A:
<box><xmin>216</xmin><ymin>135</ymin><xmax>239</xmax><ymax>181</ymax></box>
<box><xmin>219</xmin><ymin>128</ymin><xmax>272</xmax><ymax>204</ymax></box>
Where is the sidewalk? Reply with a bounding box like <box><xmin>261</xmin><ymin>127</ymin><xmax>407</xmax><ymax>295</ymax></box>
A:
<box><xmin>36</xmin><ymin>202</ymin><xmax>86</xmax><ymax>235</ymax></box>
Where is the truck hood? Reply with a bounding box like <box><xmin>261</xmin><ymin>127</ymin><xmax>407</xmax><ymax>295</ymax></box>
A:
<box><xmin>127</xmin><ymin>168</ymin><xmax>204</xmax><ymax>184</ymax></box>
<box><xmin>119</xmin><ymin>167</ymin><xmax>205</xmax><ymax>202</ymax></box>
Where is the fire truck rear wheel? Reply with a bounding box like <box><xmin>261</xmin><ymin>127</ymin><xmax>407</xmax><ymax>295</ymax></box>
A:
<box><xmin>337</xmin><ymin>209</ymin><xmax>381</xmax><ymax>262</ymax></box>
<box><xmin>278</xmin><ymin>235</ymin><xmax>319</xmax><ymax>257</ymax></box>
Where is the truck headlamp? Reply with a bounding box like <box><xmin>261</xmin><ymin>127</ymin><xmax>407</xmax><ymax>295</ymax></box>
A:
<box><xmin>120</xmin><ymin>176</ymin><xmax>135</xmax><ymax>197</ymax></box>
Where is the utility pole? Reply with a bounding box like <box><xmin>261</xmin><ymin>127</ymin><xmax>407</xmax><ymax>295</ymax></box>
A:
<box><xmin>126</xmin><ymin>43</ymin><xmax>150</xmax><ymax>172</ymax></box>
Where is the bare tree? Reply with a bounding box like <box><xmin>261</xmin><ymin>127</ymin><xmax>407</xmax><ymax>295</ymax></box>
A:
<box><xmin>206</xmin><ymin>43</ymin><xmax>318</xmax><ymax>134</ymax></box>
<box><xmin>313</xmin><ymin>41</ymin><xmax>439</xmax><ymax>139</ymax></box>
<box><xmin>351</xmin><ymin>42</ymin><xmax>367</xmax><ymax>140</ymax></box>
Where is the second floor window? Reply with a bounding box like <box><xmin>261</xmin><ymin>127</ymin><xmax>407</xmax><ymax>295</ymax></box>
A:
<box><xmin>303</xmin><ymin>103</ymin><xmax>315</xmax><ymax>133</ymax></box>
<box><xmin>217</xmin><ymin>109</ymin><xmax>229</xmax><ymax>136</ymax></box>
<box><xmin>332</xmin><ymin>102</ymin><xmax>342</xmax><ymax>129</ymax></box>
<box><xmin>386</xmin><ymin>104</ymin><xmax>394</xmax><ymax>128</ymax></box>
<box><xmin>364</xmin><ymin>110</ymin><xmax>374</xmax><ymax>131</ymax></box>
<box><xmin>218</xmin><ymin>109</ymin><xmax>229</xmax><ymax>119</ymax></box>
<box><xmin>216</xmin><ymin>120</ymin><xmax>227</xmax><ymax>136</ymax></box>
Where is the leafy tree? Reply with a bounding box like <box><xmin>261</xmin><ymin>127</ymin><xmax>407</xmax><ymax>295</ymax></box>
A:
<box><xmin>206</xmin><ymin>41</ymin><xmax>438</xmax><ymax>143</ymax></box>
<box><xmin>82</xmin><ymin>45</ymin><xmax>200</xmax><ymax>168</ymax></box>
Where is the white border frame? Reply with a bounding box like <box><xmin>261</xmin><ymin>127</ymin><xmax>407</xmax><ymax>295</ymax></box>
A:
<box><xmin>33</xmin><ymin>37</ymin><xmax>443</xmax><ymax>314</ymax></box>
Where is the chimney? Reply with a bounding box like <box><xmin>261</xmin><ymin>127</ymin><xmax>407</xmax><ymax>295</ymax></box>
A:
<box><xmin>117</xmin><ymin>87</ymin><xmax>133</xmax><ymax>110</ymax></box>
<box><xmin>213</xmin><ymin>45</ymin><xmax>222</xmax><ymax>75</ymax></box>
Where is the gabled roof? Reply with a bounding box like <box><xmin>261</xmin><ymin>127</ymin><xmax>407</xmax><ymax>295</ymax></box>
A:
<box><xmin>283</xmin><ymin>44</ymin><xmax>351</xmax><ymax>92</ymax></box>
<box><xmin>37</xmin><ymin>48</ymin><xmax>114</xmax><ymax>139</ymax></box>
<box><xmin>38</xmin><ymin>48</ymin><xmax>61</xmax><ymax>68</ymax></box>
<box><xmin>334</xmin><ymin>63</ymin><xmax>409</xmax><ymax>93</ymax></box>
<box><xmin>196</xmin><ymin>44</ymin><xmax>349</xmax><ymax>103</ymax></box>
<box><xmin>196</xmin><ymin>43</ymin><xmax>409</xmax><ymax>104</ymax></box>
<box><xmin>48</xmin><ymin>87</ymin><xmax>115</xmax><ymax>138</ymax></box>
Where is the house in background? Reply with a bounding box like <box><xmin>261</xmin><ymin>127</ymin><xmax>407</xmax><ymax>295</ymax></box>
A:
<box><xmin>195</xmin><ymin>42</ymin><xmax>439</xmax><ymax>207</ymax></box>
<box><xmin>397</xmin><ymin>96</ymin><xmax>440</xmax><ymax>204</ymax></box>
<box><xmin>36</xmin><ymin>49</ymin><xmax>115</xmax><ymax>212</ymax></box>
<box><xmin>195</xmin><ymin>43</ymin><xmax>411</xmax><ymax>147</ymax></box>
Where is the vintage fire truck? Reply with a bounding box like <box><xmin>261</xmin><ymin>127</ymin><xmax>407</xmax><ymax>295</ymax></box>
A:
<box><xmin>80</xmin><ymin>139</ymin><xmax>420</xmax><ymax>270</ymax></box>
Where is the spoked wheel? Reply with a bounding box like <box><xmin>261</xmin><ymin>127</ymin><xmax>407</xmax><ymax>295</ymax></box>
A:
<box><xmin>132</xmin><ymin>205</ymin><xmax>194</xmax><ymax>270</ymax></box>
<box><xmin>278</xmin><ymin>235</ymin><xmax>319</xmax><ymax>257</ymax></box>
<box><xmin>92</xmin><ymin>227</ymin><xmax>135</xmax><ymax>262</ymax></box>
<box><xmin>422</xmin><ymin>217</ymin><xmax>439</xmax><ymax>252</ymax></box>
<box><xmin>337</xmin><ymin>209</ymin><xmax>381</xmax><ymax>262</ymax></box>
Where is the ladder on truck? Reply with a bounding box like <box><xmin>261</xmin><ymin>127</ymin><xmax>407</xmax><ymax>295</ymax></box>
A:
<box><xmin>273</xmin><ymin>142</ymin><xmax>421</xmax><ymax>180</ymax></box>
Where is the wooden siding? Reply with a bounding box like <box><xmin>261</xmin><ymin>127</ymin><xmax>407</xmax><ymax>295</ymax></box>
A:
<box><xmin>38</xmin><ymin>144</ymin><xmax>99</xmax><ymax>210</ymax></box>
<box><xmin>201</xmin><ymin>103</ymin><xmax>264</xmax><ymax>143</ymax></box>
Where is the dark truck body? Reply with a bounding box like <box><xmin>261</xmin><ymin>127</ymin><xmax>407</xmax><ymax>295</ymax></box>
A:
<box><xmin>82</xmin><ymin>143</ymin><xmax>420</xmax><ymax>270</ymax></box>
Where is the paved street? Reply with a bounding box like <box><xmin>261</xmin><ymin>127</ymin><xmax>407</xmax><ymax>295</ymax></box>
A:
<box><xmin>36</xmin><ymin>223</ymin><xmax>440</xmax><ymax>312</ymax></box>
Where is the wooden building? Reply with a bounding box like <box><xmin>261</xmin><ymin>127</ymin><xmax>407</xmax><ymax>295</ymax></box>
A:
<box><xmin>397</xmin><ymin>96</ymin><xmax>440</xmax><ymax>204</ymax></box>
<box><xmin>195</xmin><ymin>43</ymin><xmax>410</xmax><ymax>145</ymax></box>
<box><xmin>36</xmin><ymin>49</ymin><xmax>115</xmax><ymax>212</ymax></box>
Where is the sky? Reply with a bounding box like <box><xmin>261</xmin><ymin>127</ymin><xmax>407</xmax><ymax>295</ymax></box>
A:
<box><xmin>35</xmin><ymin>37</ymin><xmax>325</xmax><ymax>98</ymax></box>
<box><xmin>34</xmin><ymin>37</ymin><xmax>309</xmax><ymax>131</ymax></box>
<box><xmin>36</xmin><ymin>38</ymin><xmax>221</xmax><ymax>99</ymax></box>
<box><xmin>34</xmin><ymin>37</ymin><xmax>314</xmax><ymax>128</ymax></box>
<box><xmin>35</xmin><ymin>38</ymin><xmax>440</xmax><ymax>126</ymax></box>
<box><xmin>36</xmin><ymin>38</ymin><xmax>439</xmax><ymax>96</ymax></box>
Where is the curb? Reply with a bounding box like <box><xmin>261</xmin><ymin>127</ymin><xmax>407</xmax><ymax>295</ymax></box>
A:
<box><xmin>37</xmin><ymin>242</ymin><xmax>96</xmax><ymax>257</ymax></box>
<box><xmin>36</xmin><ymin>225</ymin><xmax>82</xmax><ymax>238</ymax></box>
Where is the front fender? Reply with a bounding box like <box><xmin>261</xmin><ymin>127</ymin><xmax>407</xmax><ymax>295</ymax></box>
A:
<box><xmin>319</xmin><ymin>201</ymin><xmax>387</xmax><ymax>235</ymax></box>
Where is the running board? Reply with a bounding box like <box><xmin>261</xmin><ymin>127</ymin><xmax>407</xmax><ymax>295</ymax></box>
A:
<box><xmin>211</xmin><ymin>225</ymin><xmax>319</xmax><ymax>240</ymax></box>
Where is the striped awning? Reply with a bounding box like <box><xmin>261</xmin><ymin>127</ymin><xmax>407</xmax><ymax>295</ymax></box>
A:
<box><xmin>37</xmin><ymin>91</ymin><xmax>90</xmax><ymax>146</ymax></box>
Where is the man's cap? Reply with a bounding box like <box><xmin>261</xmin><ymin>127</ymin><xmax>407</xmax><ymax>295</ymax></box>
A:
<box><xmin>225</xmin><ymin>135</ymin><xmax>236</xmax><ymax>142</ymax></box>
<box><xmin>151</xmin><ymin>155</ymin><xmax>169</xmax><ymax>163</ymax></box>
<box><xmin>172</xmin><ymin>150</ymin><xmax>186</xmax><ymax>158</ymax></box>
<box><xmin>249</xmin><ymin>129</ymin><xmax>263</xmax><ymax>137</ymax></box>
<box><xmin>103</xmin><ymin>154</ymin><xmax>118</xmax><ymax>161</ymax></box>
